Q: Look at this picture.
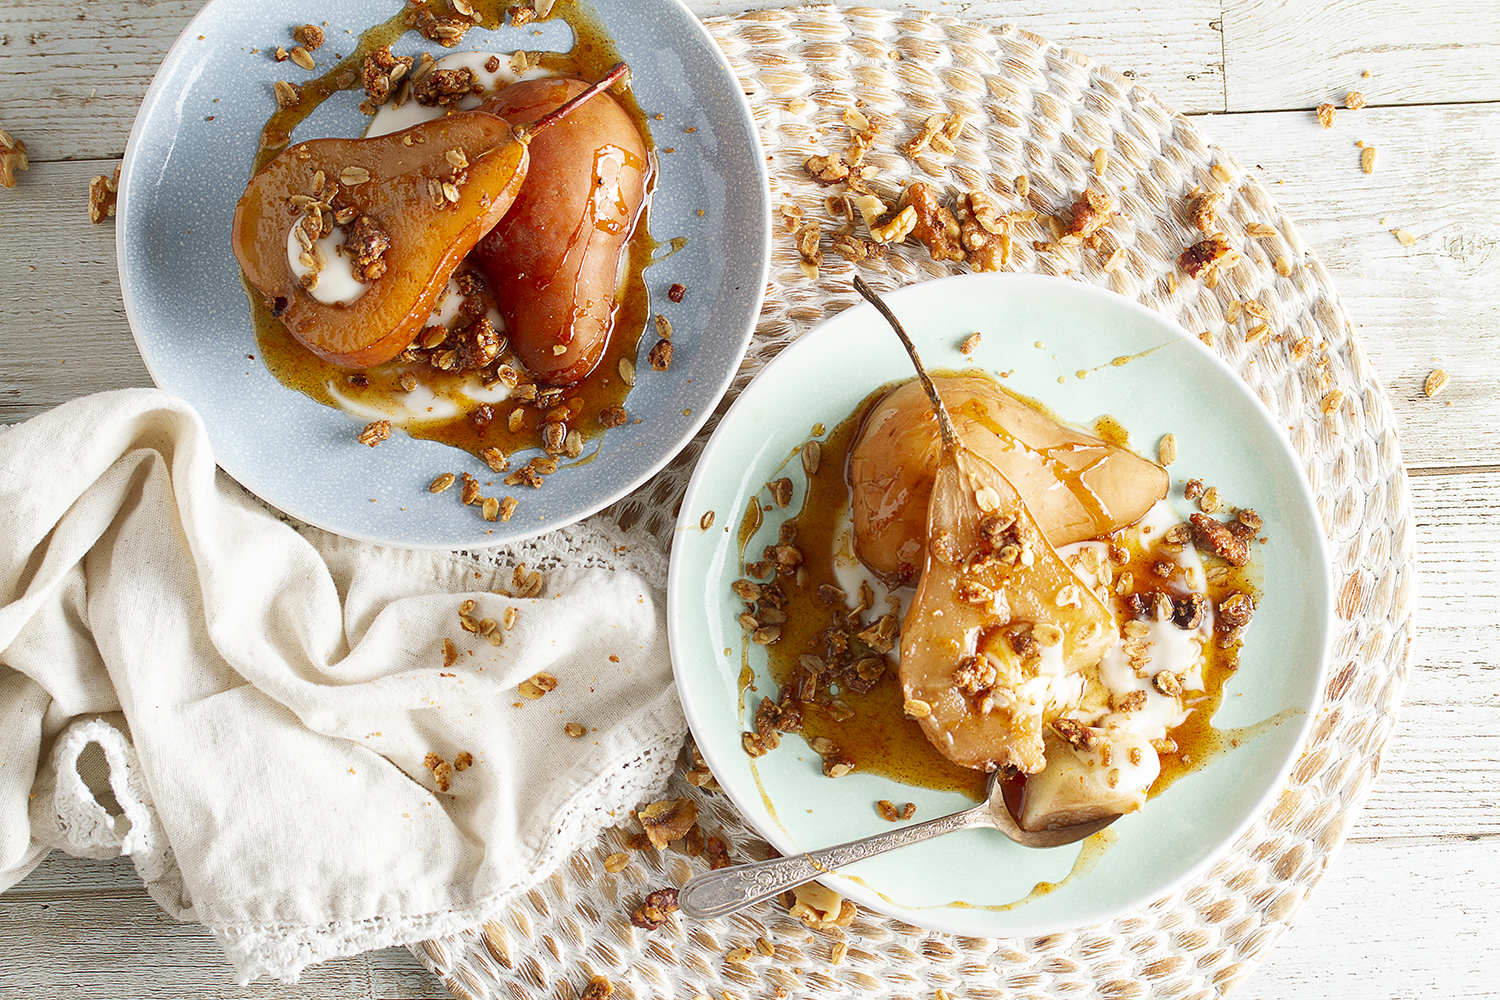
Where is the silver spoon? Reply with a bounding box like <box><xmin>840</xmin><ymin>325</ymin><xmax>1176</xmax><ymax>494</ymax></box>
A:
<box><xmin>678</xmin><ymin>772</ymin><xmax>1119</xmax><ymax>921</ymax></box>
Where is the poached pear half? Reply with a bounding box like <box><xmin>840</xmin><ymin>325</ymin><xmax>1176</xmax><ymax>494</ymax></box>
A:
<box><xmin>233</xmin><ymin>110</ymin><xmax>529</xmax><ymax>368</ymax></box>
<box><xmin>849</xmin><ymin>375</ymin><xmax>1169</xmax><ymax>586</ymax></box>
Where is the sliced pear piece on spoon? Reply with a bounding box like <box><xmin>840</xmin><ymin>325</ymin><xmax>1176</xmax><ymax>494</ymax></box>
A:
<box><xmin>850</xmin><ymin>375</ymin><xmax>1169</xmax><ymax>587</ymax></box>
<box><xmin>852</xmin><ymin>277</ymin><xmax>1115</xmax><ymax>775</ymax></box>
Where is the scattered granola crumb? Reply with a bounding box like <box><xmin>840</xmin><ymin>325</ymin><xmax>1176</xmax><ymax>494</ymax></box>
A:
<box><xmin>1424</xmin><ymin>369</ymin><xmax>1449</xmax><ymax>397</ymax></box>
<box><xmin>564</xmin><ymin>722</ymin><xmax>587</xmax><ymax>738</ymax></box>
<box><xmin>357</xmin><ymin>420</ymin><xmax>392</xmax><ymax>446</ymax></box>
<box><xmin>1392</xmin><ymin>227</ymin><xmax>1417</xmax><ymax>247</ymax></box>
<box><xmin>1361</xmin><ymin>146</ymin><xmax>1378</xmax><ymax>174</ymax></box>
<box><xmin>603</xmin><ymin>852</ymin><xmax>629</xmax><ymax>873</ymax></box>
<box><xmin>636</xmin><ymin>797</ymin><xmax>698</xmax><ymax>849</ymax></box>
<box><xmin>454</xmin><ymin>751</ymin><xmax>475</xmax><ymax>771</ymax></box>
<box><xmin>293</xmin><ymin>24</ymin><xmax>325</xmax><ymax>50</ymax></box>
<box><xmin>579</xmin><ymin>975</ymin><xmax>613</xmax><ymax>1000</ymax></box>
<box><xmin>430</xmin><ymin>472</ymin><xmax>456</xmax><ymax>493</ymax></box>
<box><xmin>86</xmin><ymin>164</ymin><xmax>121</xmax><ymax>223</ymax></box>
<box><xmin>442</xmin><ymin>637</ymin><xmax>457</xmax><ymax>667</ymax></box>
<box><xmin>518</xmin><ymin>671</ymin><xmax>558</xmax><ymax>700</ymax></box>
<box><xmin>1189</xmin><ymin>190</ymin><xmax>1221</xmax><ymax>233</ymax></box>
<box><xmin>0</xmin><ymin>128</ymin><xmax>28</xmax><ymax>189</ymax></box>
<box><xmin>1317</xmin><ymin>102</ymin><xmax>1337</xmax><ymax>129</ymax></box>
<box><xmin>960</xmin><ymin>331</ymin><xmax>981</xmax><ymax>355</ymax></box>
<box><xmin>668</xmin><ymin>282</ymin><xmax>686</xmax><ymax>303</ymax></box>
<box><xmin>647</xmin><ymin>338</ymin><xmax>673</xmax><ymax>371</ymax></box>
<box><xmin>1322</xmin><ymin>388</ymin><xmax>1344</xmax><ymax>415</ymax></box>
<box><xmin>1345</xmin><ymin>91</ymin><xmax>1367</xmax><ymax>110</ymax></box>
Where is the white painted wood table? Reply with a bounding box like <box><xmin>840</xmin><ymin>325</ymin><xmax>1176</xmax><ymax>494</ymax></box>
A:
<box><xmin>2</xmin><ymin>1</ymin><xmax>1497</xmax><ymax>997</ymax></box>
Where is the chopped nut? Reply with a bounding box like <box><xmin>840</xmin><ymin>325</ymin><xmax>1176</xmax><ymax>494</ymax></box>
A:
<box><xmin>901</xmin><ymin>181</ymin><xmax>965</xmax><ymax>263</ymax></box>
<box><xmin>1172</xmin><ymin>593</ymin><xmax>1210</xmax><ymax>630</ymax></box>
<box><xmin>768</xmin><ymin>477</ymin><xmax>794</xmax><ymax>509</ymax></box>
<box><xmin>648</xmin><ymin>338</ymin><xmax>673</xmax><ymax>371</ymax></box>
<box><xmin>1190</xmin><ymin>513</ymin><xmax>1250</xmax><ymax>567</ymax></box>
<box><xmin>636</xmin><ymin>797</ymin><xmax>698</xmax><ymax>849</ymax></box>
<box><xmin>580</xmin><ymin>976</ymin><xmax>612</xmax><ymax>1000</ymax></box>
<box><xmin>1190</xmin><ymin>191</ymin><xmax>1221</xmax><ymax>233</ymax></box>
<box><xmin>1317</xmin><ymin>103</ymin><xmax>1337</xmax><ymax>128</ymax></box>
<box><xmin>803</xmin><ymin>152</ymin><xmax>850</xmax><ymax>185</ymax></box>
<box><xmin>86</xmin><ymin>165</ymin><xmax>120</xmax><ymax>223</ymax></box>
<box><xmin>1424</xmin><ymin>368</ymin><xmax>1449</xmax><ymax>397</ymax></box>
<box><xmin>357</xmin><ymin>420</ymin><xmax>392</xmax><ymax>446</ymax></box>
<box><xmin>1179</xmin><ymin>234</ymin><xmax>1235</xmax><ymax>280</ymax></box>
<box><xmin>869</xmin><ymin>204</ymin><xmax>917</xmax><ymax>244</ymax></box>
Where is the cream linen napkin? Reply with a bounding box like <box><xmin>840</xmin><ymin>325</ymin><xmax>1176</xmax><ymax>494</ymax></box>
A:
<box><xmin>0</xmin><ymin>389</ymin><xmax>686</xmax><ymax>982</ymax></box>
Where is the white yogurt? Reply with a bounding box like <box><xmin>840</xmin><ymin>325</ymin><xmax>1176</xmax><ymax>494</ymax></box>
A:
<box><xmin>285</xmin><ymin>225</ymin><xmax>371</xmax><ymax>306</ymax></box>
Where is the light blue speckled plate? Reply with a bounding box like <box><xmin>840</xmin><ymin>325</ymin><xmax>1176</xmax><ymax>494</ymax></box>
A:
<box><xmin>117</xmin><ymin>0</ymin><xmax>768</xmax><ymax>549</ymax></box>
<box><xmin>668</xmin><ymin>273</ymin><xmax>1333</xmax><ymax>937</ymax></box>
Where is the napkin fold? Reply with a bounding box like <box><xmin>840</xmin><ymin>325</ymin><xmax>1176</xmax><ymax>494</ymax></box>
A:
<box><xmin>0</xmin><ymin>389</ymin><xmax>686</xmax><ymax>982</ymax></box>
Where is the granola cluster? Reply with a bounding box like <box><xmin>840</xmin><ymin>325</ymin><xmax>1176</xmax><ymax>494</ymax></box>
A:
<box><xmin>1</xmin><ymin>127</ymin><xmax>30</xmax><ymax>189</ymax></box>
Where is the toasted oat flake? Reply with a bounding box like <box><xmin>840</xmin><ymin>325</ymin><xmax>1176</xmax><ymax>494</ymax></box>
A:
<box><xmin>618</xmin><ymin>357</ymin><xmax>636</xmax><ymax>386</ymax></box>
<box><xmin>603</xmin><ymin>852</ymin><xmax>629</xmax><ymax>873</ymax></box>
<box><xmin>481</xmin><ymin>497</ymin><xmax>500</xmax><ymax>521</ymax></box>
<box><xmin>1321</xmin><ymin>389</ymin><xmax>1344</xmax><ymax>415</ymax></box>
<box><xmin>1424</xmin><ymin>369</ymin><xmax>1449</xmax><ymax>397</ymax></box>
<box><xmin>802</xmin><ymin>440</ymin><xmax>822</xmax><ymax>476</ymax></box>
<box><xmin>1158</xmin><ymin>433</ymin><xmax>1178</xmax><ymax>466</ymax></box>
<box><xmin>1361</xmin><ymin>146</ymin><xmax>1378</xmax><ymax>174</ymax></box>
<box><xmin>341</xmin><ymin>165</ymin><xmax>371</xmax><ymax>186</ymax></box>
<box><xmin>1245</xmin><ymin>322</ymin><xmax>1270</xmax><ymax>342</ymax></box>
<box><xmin>357</xmin><ymin>420</ymin><xmax>392</xmax><ymax>446</ymax></box>
<box><xmin>1211</xmin><ymin>161</ymin><xmax>1233</xmax><ymax>183</ymax></box>
<box><xmin>445</xmin><ymin>147</ymin><xmax>469</xmax><ymax>169</ymax></box>
<box><xmin>273</xmin><ymin>79</ymin><xmax>301</xmax><ymax>109</ymax></box>
<box><xmin>1275</xmin><ymin>256</ymin><xmax>1293</xmax><ymax>277</ymax></box>
<box><xmin>497</xmin><ymin>496</ymin><xmax>518</xmax><ymax>522</ymax></box>
<box><xmin>960</xmin><ymin>331</ymin><xmax>982</xmax><ymax>355</ymax></box>
<box><xmin>564</xmin><ymin>722</ymin><xmax>587</xmax><ymax>738</ymax></box>
<box><xmin>429</xmin><ymin>472</ymin><xmax>456</xmax><ymax>493</ymax></box>
<box><xmin>1092</xmin><ymin>147</ymin><xmax>1108</xmax><ymax>176</ymax></box>
<box><xmin>904</xmin><ymin>698</ymin><xmax>932</xmax><ymax>718</ymax></box>
<box><xmin>1393</xmin><ymin>228</ymin><xmax>1418</xmax><ymax>247</ymax></box>
<box><xmin>1245</xmin><ymin>222</ymin><xmax>1277</xmax><ymax>238</ymax></box>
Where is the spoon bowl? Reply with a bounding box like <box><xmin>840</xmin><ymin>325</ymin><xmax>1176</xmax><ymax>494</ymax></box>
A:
<box><xmin>678</xmin><ymin>771</ymin><xmax>1119</xmax><ymax>921</ymax></box>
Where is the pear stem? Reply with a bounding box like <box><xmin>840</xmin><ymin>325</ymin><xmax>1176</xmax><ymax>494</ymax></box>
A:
<box><xmin>853</xmin><ymin>275</ymin><xmax>962</xmax><ymax>455</ymax></box>
<box><xmin>514</xmin><ymin>62</ymin><xmax>631</xmax><ymax>143</ymax></box>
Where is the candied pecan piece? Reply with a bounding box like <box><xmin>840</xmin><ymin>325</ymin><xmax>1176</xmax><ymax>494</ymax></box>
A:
<box><xmin>901</xmin><ymin>181</ymin><xmax>966</xmax><ymax>263</ymax></box>
<box><xmin>1217</xmin><ymin>591</ymin><xmax>1256</xmax><ymax>630</ymax></box>
<box><xmin>1067</xmin><ymin>188</ymin><xmax>1114</xmax><ymax>240</ymax></box>
<box><xmin>1190</xmin><ymin>513</ymin><xmax>1250</xmax><ymax>567</ymax></box>
<box><xmin>1179</xmin><ymin>234</ymin><xmax>1235</xmax><ymax>280</ymax></box>
<box><xmin>648</xmin><ymin>338</ymin><xmax>673</xmax><ymax>371</ymax></box>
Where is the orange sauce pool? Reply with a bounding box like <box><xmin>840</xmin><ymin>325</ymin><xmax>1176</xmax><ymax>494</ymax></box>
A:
<box><xmin>736</xmin><ymin>377</ymin><xmax>1262</xmax><ymax>807</ymax></box>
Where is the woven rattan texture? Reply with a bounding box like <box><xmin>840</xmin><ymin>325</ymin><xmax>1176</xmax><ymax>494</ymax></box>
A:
<box><xmin>416</xmin><ymin>7</ymin><xmax>1416</xmax><ymax>998</ymax></box>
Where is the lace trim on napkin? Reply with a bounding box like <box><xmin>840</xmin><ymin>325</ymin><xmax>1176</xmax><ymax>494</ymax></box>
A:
<box><xmin>213</xmin><ymin>722</ymin><xmax>685</xmax><ymax>983</ymax></box>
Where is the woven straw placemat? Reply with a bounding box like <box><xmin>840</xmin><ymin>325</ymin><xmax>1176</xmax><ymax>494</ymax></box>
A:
<box><xmin>414</xmin><ymin>7</ymin><xmax>1415</xmax><ymax>998</ymax></box>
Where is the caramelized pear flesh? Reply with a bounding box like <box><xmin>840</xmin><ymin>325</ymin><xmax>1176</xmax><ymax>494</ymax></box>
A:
<box><xmin>232</xmin><ymin>110</ymin><xmax>528</xmax><ymax>368</ymax></box>
<box><xmin>899</xmin><ymin>448</ymin><xmax>1115</xmax><ymax>774</ymax></box>
<box><xmin>473</xmin><ymin>77</ymin><xmax>649</xmax><ymax>384</ymax></box>
<box><xmin>850</xmin><ymin>375</ymin><xmax>1169</xmax><ymax>586</ymax></box>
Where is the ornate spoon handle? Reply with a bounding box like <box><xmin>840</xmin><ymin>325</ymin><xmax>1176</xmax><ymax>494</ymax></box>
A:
<box><xmin>678</xmin><ymin>803</ymin><xmax>993</xmax><ymax>921</ymax></box>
